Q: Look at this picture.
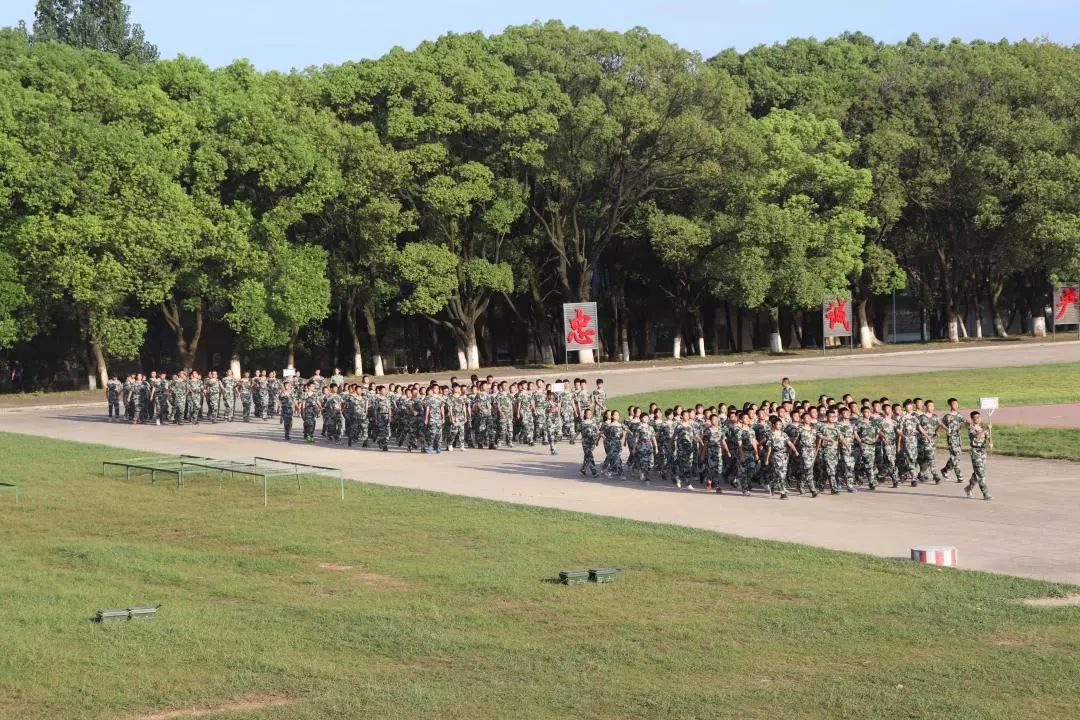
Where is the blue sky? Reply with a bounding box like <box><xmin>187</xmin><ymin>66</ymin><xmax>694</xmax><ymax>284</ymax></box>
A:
<box><xmin>10</xmin><ymin>0</ymin><xmax>1079</xmax><ymax>70</ymax></box>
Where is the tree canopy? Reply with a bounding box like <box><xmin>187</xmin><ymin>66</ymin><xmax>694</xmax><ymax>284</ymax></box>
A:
<box><xmin>1</xmin><ymin>19</ymin><xmax>1078</xmax><ymax>385</ymax></box>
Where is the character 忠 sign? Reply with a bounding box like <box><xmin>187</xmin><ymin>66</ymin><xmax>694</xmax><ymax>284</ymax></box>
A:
<box><xmin>822</xmin><ymin>292</ymin><xmax>852</xmax><ymax>339</ymax></box>
<box><xmin>1053</xmin><ymin>283</ymin><xmax>1079</xmax><ymax>326</ymax></box>
<box><xmin>563</xmin><ymin>302</ymin><xmax>599</xmax><ymax>351</ymax></box>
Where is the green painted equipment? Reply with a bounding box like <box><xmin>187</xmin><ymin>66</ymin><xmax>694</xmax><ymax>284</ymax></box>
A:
<box><xmin>589</xmin><ymin>567</ymin><xmax>619</xmax><ymax>583</ymax></box>
<box><xmin>559</xmin><ymin>569</ymin><xmax>589</xmax><ymax>586</ymax></box>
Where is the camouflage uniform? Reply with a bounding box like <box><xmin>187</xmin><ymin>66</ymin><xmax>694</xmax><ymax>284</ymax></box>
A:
<box><xmin>703</xmin><ymin>424</ymin><xmax>724</xmax><ymax>488</ymax></box>
<box><xmin>574</xmin><ymin>386</ymin><xmax>590</xmax><ymax>438</ymax></box>
<box><xmin>602</xmin><ymin>421</ymin><xmax>626</xmax><ymax>476</ymax></box>
<box><xmin>518</xmin><ymin>392</ymin><xmax>535</xmax><ymax>446</ymax></box>
<box><xmin>221</xmin><ymin>375</ymin><xmax>236</xmax><ymax>421</ymax></box>
<box><xmin>579</xmin><ymin>418</ymin><xmax>599</xmax><ymax>475</ymax></box>
<box><xmin>252</xmin><ymin>376</ymin><xmax>266</xmax><ymax>419</ymax></box>
<box><xmin>185</xmin><ymin>377</ymin><xmax>202</xmax><ymax>424</ymax></box>
<box><xmin>280</xmin><ymin>393</ymin><xmax>294</xmax><ymax>440</ymax></box>
<box><xmin>965</xmin><ymin>424</ymin><xmax>992</xmax><ymax>499</ymax></box>
<box><xmin>673</xmin><ymin>422</ymin><xmax>697</xmax><ymax>486</ymax></box>
<box><xmin>559</xmin><ymin>390</ymin><xmax>577</xmax><ymax>443</ymax></box>
<box><xmin>796</xmin><ymin>423</ymin><xmax>818</xmax><ymax>494</ymax></box>
<box><xmin>169</xmin><ymin>377</ymin><xmax>186</xmax><ymax>424</ymax></box>
<box><xmin>153</xmin><ymin>377</ymin><xmax>168</xmax><ymax>424</ymax></box>
<box><xmin>898</xmin><ymin>413</ymin><xmax>920</xmax><ymax>483</ymax></box>
<box><xmin>737</xmin><ymin>425</ymin><xmax>758</xmax><ymax>492</ymax></box>
<box><xmin>301</xmin><ymin>391</ymin><xmax>319</xmax><ymax>442</ymax></box>
<box><xmin>424</xmin><ymin>394</ymin><xmax>445</xmax><ymax>452</ymax></box>
<box><xmin>766</xmin><ymin>429</ymin><xmax>790</xmax><ymax>495</ymax></box>
<box><xmin>591</xmin><ymin>389</ymin><xmax>607</xmax><ymax>417</ymax></box>
<box><xmin>495</xmin><ymin>392</ymin><xmax>513</xmax><ymax>448</ymax></box>
<box><xmin>448</xmin><ymin>395</ymin><xmax>468</xmax><ymax>450</ymax></box>
<box><xmin>239</xmin><ymin>380</ymin><xmax>253</xmax><ymax>422</ymax></box>
<box><xmin>204</xmin><ymin>376</ymin><xmax>222</xmax><ymax>423</ymax></box>
<box><xmin>837</xmin><ymin>419</ymin><xmax>856</xmax><ymax>487</ymax></box>
<box><xmin>326</xmin><ymin>393</ymin><xmax>344</xmax><ymax>441</ymax></box>
<box><xmin>853</xmin><ymin>417</ymin><xmax>879</xmax><ymax>488</ymax></box>
<box><xmin>373</xmin><ymin>395</ymin><xmax>392</xmax><ymax>450</ymax></box>
<box><xmin>877</xmin><ymin>415</ymin><xmax>900</xmax><ymax>487</ymax></box>
<box><xmin>723</xmin><ymin>421</ymin><xmax>741</xmax><ymax>486</ymax></box>
<box><xmin>817</xmin><ymin>423</ymin><xmax>841</xmax><ymax>492</ymax></box>
<box><xmin>941</xmin><ymin>411</ymin><xmax>966</xmax><ymax>484</ymax></box>
<box><xmin>917</xmin><ymin>412</ymin><xmax>943</xmax><ymax>484</ymax></box>
<box><xmin>634</xmin><ymin>421</ymin><xmax>656</xmax><ymax>480</ymax></box>
<box><xmin>106</xmin><ymin>378</ymin><xmax>122</xmax><ymax>419</ymax></box>
<box><xmin>474</xmin><ymin>393</ymin><xmax>494</xmax><ymax>449</ymax></box>
<box><xmin>654</xmin><ymin>418</ymin><xmax>674</xmax><ymax>481</ymax></box>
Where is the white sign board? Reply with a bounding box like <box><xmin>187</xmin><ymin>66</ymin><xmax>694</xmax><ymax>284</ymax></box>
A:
<box><xmin>551</xmin><ymin>382</ymin><xmax>565</xmax><ymax>393</ymax></box>
<box><xmin>282</xmin><ymin>368</ymin><xmax>295</xmax><ymax>378</ymax></box>
<box><xmin>563</xmin><ymin>302</ymin><xmax>600</xmax><ymax>351</ymax></box>
<box><xmin>979</xmin><ymin>397</ymin><xmax>999</xmax><ymax>414</ymax></box>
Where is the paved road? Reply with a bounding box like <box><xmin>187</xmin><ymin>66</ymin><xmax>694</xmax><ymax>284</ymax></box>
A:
<box><xmin>2</xmin><ymin>341</ymin><xmax>1078</xmax><ymax>585</ymax></box>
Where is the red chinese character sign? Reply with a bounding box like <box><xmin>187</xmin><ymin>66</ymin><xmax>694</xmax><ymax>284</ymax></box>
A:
<box><xmin>1053</xmin><ymin>283</ymin><xmax>1080</xmax><ymax>326</ymax></box>
<box><xmin>822</xmin><ymin>292</ymin><xmax>853</xmax><ymax>339</ymax></box>
<box><xmin>563</xmin><ymin>302</ymin><xmax>599</xmax><ymax>351</ymax></box>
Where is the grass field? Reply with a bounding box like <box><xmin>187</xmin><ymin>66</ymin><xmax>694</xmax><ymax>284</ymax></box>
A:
<box><xmin>1</xmin><ymin>434</ymin><xmax>1078</xmax><ymax>719</ymax></box>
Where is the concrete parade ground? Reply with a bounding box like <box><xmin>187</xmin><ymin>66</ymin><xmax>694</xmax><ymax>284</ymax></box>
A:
<box><xmin>2</xmin><ymin>341</ymin><xmax>1078</xmax><ymax>585</ymax></box>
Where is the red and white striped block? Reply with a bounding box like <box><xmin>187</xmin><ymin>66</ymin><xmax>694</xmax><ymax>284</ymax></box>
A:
<box><xmin>910</xmin><ymin>546</ymin><xmax>958</xmax><ymax>567</ymax></box>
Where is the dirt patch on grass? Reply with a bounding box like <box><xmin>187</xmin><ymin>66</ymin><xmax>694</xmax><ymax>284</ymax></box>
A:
<box><xmin>1017</xmin><ymin>594</ymin><xmax>1080</xmax><ymax>608</ymax></box>
<box><xmin>135</xmin><ymin>693</ymin><xmax>293</xmax><ymax>719</ymax></box>
<box><xmin>316</xmin><ymin>562</ymin><xmax>408</xmax><ymax>588</ymax></box>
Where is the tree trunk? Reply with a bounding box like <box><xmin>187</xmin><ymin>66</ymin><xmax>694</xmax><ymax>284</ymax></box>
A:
<box><xmin>363</xmin><ymin>305</ymin><xmax>385</xmax><ymax>376</ymax></box>
<box><xmin>89</xmin><ymin>335</ymin><xmax>107</xmax><ymax>390</ymax></box>
<box><xmin>465</xmin><ymin>324</ymin><xmax>481</xmax><ymax>370</ymax></box>
<box><xmin>768</xmin><ymin>307</ymin><xmax>783</xmax><ymax>353</ymax></box>
<box><xmin>672</xmin><ymin>333</ymin><xmax>683</xmax><ymax>359</ymax></box>
<box><xmin>161</xmin><ymin>296</ymin><xmax>203</xmax><ymax>370</ymax></box>
<box><xmin>857</xmin><ymin>298</ymin><xmax>881</xmax><ymax>349</ymax></box>
<box><xmin>990</xmin><ymin>284</ymin><xmax>1008</xmax><ymax>337</ymax></box>
<box><xmin>619</xmin><ymin>316</ymin><xmax>630</xmax><ymax>362</ymax></box>
<box><xmin>692</xmin><ymin>313</ymin><xmax>706</xmax><ymax>357</ymax></box>
<box><xmin>947</xmin><ymin>309</ymin><xmax>960</xmax><ymax>343</ymax></box>
<box><xmin>1031</xmin><ymin>315</ymin><xmax>1047</xmax><ymax>338</ymax></box>
<box><xmin>344</xmin><ymin>295</ymin><xmax>363</xmax><ymax>375</ymax></box>
<box><xmin>286</xmin><ymin>335</ymin><xmax>296</xmax><ymax>369</ymax></box>
<box><xmin>643</xmin><ymin>316</ymin><xmax>655</xmax><ymax>358</ymax></box>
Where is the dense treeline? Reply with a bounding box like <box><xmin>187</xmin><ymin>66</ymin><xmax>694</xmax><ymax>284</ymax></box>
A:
<box><xmin>1</xmin><ymin>18</ymin><xmax>1078</xmax><ymax>387</ymax></box>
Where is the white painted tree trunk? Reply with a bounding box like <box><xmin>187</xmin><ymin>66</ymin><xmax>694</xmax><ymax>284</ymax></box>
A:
<box><xmin>466</xmin><ymin>341</ymin><xmax>480</xmax><ymax>370</ymax></box>
<box><xmin>673</xmin><ymin>334</ymin><xmax>683</xmax><ymax>359</ymax></box>
<box><xmin>859</xmin><ymin>324</ymin><xmax>875</xmax><ymax>349</ymax></box>
<box><xmin>975</xmin><ymin>310</ymin><xmax>983</xmax><ymax>339</ymax></box>
<box><xmin>87</xmin><ymin>371</ymin><xmax>98</xmax><ymax>391</ymax></box>
<box><xmin>959</xmin><ymin>315</ymin><xmax>969</xmax><ymax>339</ymax></box>
<box><xmin>456</xmin><ymin>348</ymin><xmax>468</xmax><ymax>370</ymax></box>
<box><xmin>353</xmin><ymin>351</ymin><xmax>363</xmax><ymax>376</ymax></box>
<box><xmin>578</xmin><ymin>348</ymin><xmax>595</xmax><ymax>364</ymax></box>
<box><xmin>620</xmin><ymin>339</ymin><xmax>630</xmax><ymax>362</ymax></box>
<box><xmin>993</xmin><ymin>314</ymin><xmax>1008</xmax><ymax>337</ymax></box>
<box><xmin>1031</xmin><ymin>315</ymin><xmax>1047</xmax><ymax>337</ymax></box>
<box><xmin>372</xmin><ymin>354</ymin><xmax>384</xmax><ymax>376</ymax></box>
<box><xmin>947</xmin><ymin>316</ymin><xmax>960</xmax><ymax>342</ymax></box>
<box><xmin>697</xmin><ymin>337</ymin><xmax>706</xmax><ymax>357</ymax></box>
<box><xmin>230</xmin><ymin>354</ymin><xmax>241</xmax><ymax>378</ymax></box>
<box><xmin>768</xmin><ymin>332</ymin><xmax>783</xmax><ymax>354</ymax></box>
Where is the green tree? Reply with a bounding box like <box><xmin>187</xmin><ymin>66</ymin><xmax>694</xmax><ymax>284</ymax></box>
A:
<box><xmin>359</xmin><ymin>33</ymin><xmax>561</xmax><ymax>369</ymax></box>
<box><xmin>502</xmin><ymin>22</ymin><xmax>745</xmax><ymax>361</ymax></box>
<box><xmin>32</xmin><ymin>0</ymin><xmax>158</xmax><ymax>62</ymax></box>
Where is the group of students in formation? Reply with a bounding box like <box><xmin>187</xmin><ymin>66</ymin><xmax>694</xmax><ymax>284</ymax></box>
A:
<box><xmin>592</xmin><ymin>377</ymin><xmax>993</xmax><ymax>502</ymax></box>
<box><xmin>105</xmin><ymin>369</ymin><xmax>993</xmax><ymax>502</ymax></box>
<box><xmin>104</xmin><ymin>368</ymin><xmax>610</xmax><ymax>454</ymax></box>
